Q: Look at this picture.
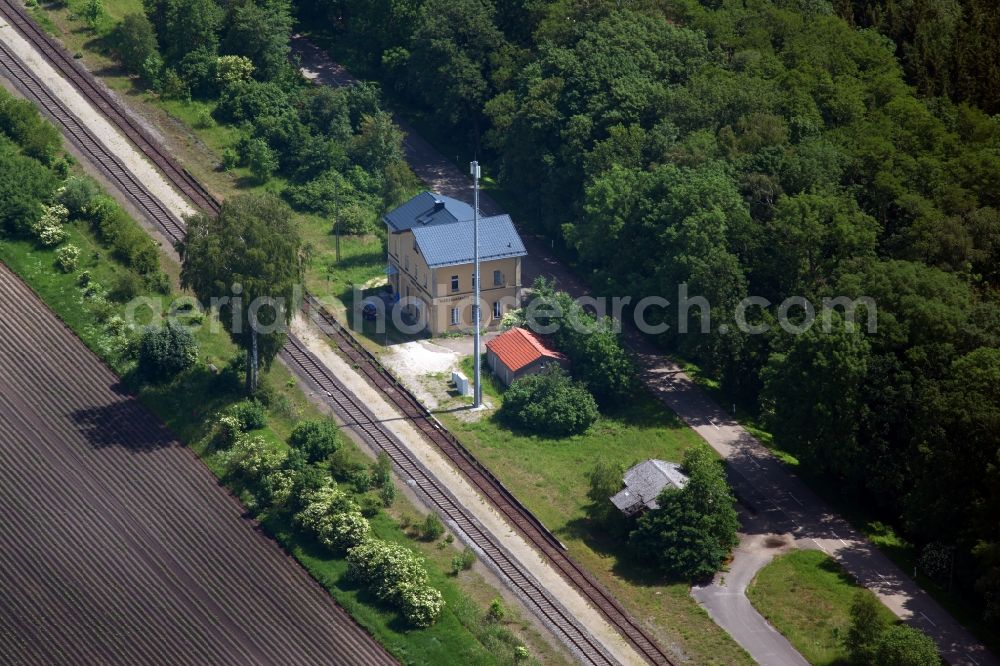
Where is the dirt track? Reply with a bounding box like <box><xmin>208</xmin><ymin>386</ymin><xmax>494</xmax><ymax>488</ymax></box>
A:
<box><xmin>0</xmin><ymin>263</ymin><xmax>396</xmax><ymax>666</ymax></box>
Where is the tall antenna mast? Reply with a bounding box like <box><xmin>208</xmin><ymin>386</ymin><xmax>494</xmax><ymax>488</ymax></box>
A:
<box><xmin>471</xmin><ymin>160</ymin><xmax>482</xmax><ymax>408</ymax></box>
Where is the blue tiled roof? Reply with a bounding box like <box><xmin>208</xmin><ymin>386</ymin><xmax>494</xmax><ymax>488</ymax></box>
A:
<box><xmin>412</xmin><ymin>215</ymin><xmax>527</xmax><ymax>268</ymax></box>
<box><xmin>383</xmin><ymin>191</ymin><xmax>475</xmax><ymax>232</ymax></box>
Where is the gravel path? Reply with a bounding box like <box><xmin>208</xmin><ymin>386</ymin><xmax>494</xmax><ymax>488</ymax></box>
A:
<box><xmin>0</xmin><ymin>263</ymin><xmax>396</xmax><ymax>666</ymax></box>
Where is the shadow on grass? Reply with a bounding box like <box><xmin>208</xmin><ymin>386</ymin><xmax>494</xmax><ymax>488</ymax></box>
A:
<box><xmin>560</xmin><ymin>512</ymin><xmax>698</xmax><ymax>589</ymax></box>
<box><xmin>128</xmin><ymin>365</ymin><xmax>244</xmax><ymax>443</ymax></box>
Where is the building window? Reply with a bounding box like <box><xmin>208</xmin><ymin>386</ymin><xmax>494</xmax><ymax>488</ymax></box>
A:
<box><xmin>493</xmin><ymin>301</ymin><xmax>501</xmax><ymax>319</ymax></box>
<box><xmin>472</xmin><ymin>273</ymin><xmax>477</xmax><ymax>288</ymax></box>
<box><xmin>404</xmin><ymin>255</ymin><xmax>409</xmax><ymax>272</ymax></box>
<box><xmin>493</xmin><ymin>270</ymin><xmax>503</xmax><ymax>286</ymax></box>
<box><xmin>451</xmin><ymin>275</ymin><xmax>459</xmax><ymax>292</ymax></box>
<box><xmin>451</xmin><ymin>308</ymin><xmax>460</xmax><ymax>326</ymax></box>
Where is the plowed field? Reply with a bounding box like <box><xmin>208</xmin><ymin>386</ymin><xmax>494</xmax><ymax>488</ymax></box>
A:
<box><xmin>0</xmin><ymin>262</ymin><xmax>396</xmax><ymax>666</ymax></box>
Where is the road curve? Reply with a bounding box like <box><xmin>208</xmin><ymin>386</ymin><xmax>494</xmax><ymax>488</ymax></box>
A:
<box><xmin>692</xmin><ymin>532</ymin><xmax>807</xmax><ymax>666</ymax></box>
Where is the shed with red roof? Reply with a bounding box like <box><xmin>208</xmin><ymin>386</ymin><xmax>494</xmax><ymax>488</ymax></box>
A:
<box><xmin>485</xmin><ymin>327</ymin><xmax>569</xmax><ymax>387</ymax></box>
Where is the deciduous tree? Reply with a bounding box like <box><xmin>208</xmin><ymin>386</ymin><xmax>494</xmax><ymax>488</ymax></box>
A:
<box><xmin>181</xmin><ymin>193</ymin><xmax>302</xmax><ymax>393</ymax></box>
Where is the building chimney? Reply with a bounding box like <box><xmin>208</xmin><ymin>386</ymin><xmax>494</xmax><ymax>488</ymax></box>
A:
<box><xmin>433</xmin><ymin>199</ymin><xmax>445</xmax><ymax>212</ymax></box>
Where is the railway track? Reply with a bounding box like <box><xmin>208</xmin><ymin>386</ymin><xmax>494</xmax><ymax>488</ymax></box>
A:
<box><xmin>0</xmin><ymin>4</ymin><xmax>676</xmax><ymax>663</ymax></box>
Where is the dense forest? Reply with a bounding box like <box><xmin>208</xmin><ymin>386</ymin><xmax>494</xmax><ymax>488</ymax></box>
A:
<box><xmin>122</xmin><ymin>0</ymin><xmax>413</xmax><ymax>230</ymax></box>
<box><xmin>833</xmin><ymin>0</ymin><xmax>1000</xmax><ymax>114</ymax></box>
<box><xmin>299</xmin><ymin>0</ymin><xmax>1000</xmax><ymax>630</ymax></box>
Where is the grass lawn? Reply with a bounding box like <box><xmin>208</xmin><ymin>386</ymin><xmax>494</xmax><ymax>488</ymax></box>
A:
<box><xmin>438</xmin><ymin>358</ymin><xmax>753</xmax><ymax>664</ymax></box>
<box><xmin>747</xmin><ymin>549</ymin><xmax>897</xmax><ymax>666</ymax></box>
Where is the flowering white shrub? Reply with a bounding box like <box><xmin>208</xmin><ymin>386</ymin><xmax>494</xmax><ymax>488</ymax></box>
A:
<box><xmin>347</xmin><ymin>539</ymin><xmax>429</xmax><ymax>601</ymax></box>
<box><xmin>55</xmin><ymin>244</ymin><xmax>80</xmax><ymax>272</ymax></box>
<box><xmin>294</xmin><ymin>485</ymin><xmax>355</xmax><ymax>531</ymax></box>
<box><xmin>346</xmin><ymin>539</ymin><xmax>444</xmax><ymax>626</ymax></box>
<box><xmin>262</xmin><ymin>469</ymin><xmax>295</xmax><ymax>508</ymax></box>
<box><xmin>324</xmin><ymin>511</ymin><xmax>370</xmax><ymax>552</ymax></box>
<box><xmin>216</xmin><ymin>55</ymin><xmax>254</xmax><ymax>85</ymax></box>
<box><xmin>215</xmin><ymin>415</ymin><xmax>243</xmax><ymax>448</ymax></box>
<box><xmin>43</xmin><ymin>203</ymin><xmax>68</xmax><ymax>225</ymax></box>
<box><xmin>222</xmin><ymin>433</ymin><xmax>284</xmax><ymax>479</ymax></box>
<box><xmin>32</xmin><ymin>203</ymin><xmax>69</xmax><ymax>246</ymax></box>
<box><xmin>398</xmin><ymin>582</ymin><xmax>445</xmax><ymax>628</ymax></box>
<box><xmin>37</xmin><ymin>222</ymin><xmax>68</xmax><ymax>246</ymax></box>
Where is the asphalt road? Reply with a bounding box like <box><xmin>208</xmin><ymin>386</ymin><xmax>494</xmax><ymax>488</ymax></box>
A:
<box><xmin>291</xmin><ymin>35</ymin><xmax>998</xmax><ymax>666</ymax></box>
<box><xmin>692</xmin><ymin>531</ymin><xmax>807</xmax><ymax>666</ymax></box>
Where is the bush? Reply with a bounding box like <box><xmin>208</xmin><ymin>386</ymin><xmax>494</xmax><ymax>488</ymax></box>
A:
<box><xmin>295</xmin><ymin>485</ymin><xmax>355</xmax><ymax>528</ymax></box>
<box><xmin>243</xmin><ymin>138</ymin><xmax>278</xmax><ymax>182</ymax></box>
<box><xmin>326</xmin><ymin>511</ymin><xmax>371</xmax><ymax>551</ymax></box>
<box><xmin>398</xmin><ymin>583</ymin><xmax>445</xmax><ymax>628</ymax></box>
<box><xmin>216</xmin><ymin>55</ymin><xmax>254</xmax><ymax>86</ymax></box>
<box><xmin>230</xmin><ymin>400</ymin><xmax>267</xmax><ymax>430</ymax></box>
<box><xmin>328</xmin><ymin>446</ymin><xmax>364</xmax><ymax>482</ymax></box>
<box><xmin>221</xmin><ymin>148</ymin><xmax>239</xmax><ymax>171</ymax></box>
<box><xmin>288</xmin><ymin>465</ymin><xmax>333</xmax><ymax>512</ymax></box>
<box><xmin>223</xmin><ymin>433</ymin><xmax>284</xmax><ymax>481</ymax></box>
<box><xmin>422</xmin><ymin>513</ymin><xmax>444</xmax><ymax>541</ymax></box>
<box><xmin>30</xmin><ymin>203</ymin><xmax>69</xmax><ymax>247</ymax></box>
<box><xmin>288</xmin><ymin>419</ymin><xmax>340</xmax><ymax>463</ymax></box>
<box><xmin>372</xmin><ymin>451</ymin><xmax>392</xmax><ymax>486</ymax></box>
<box><xmin>141</xmin><ymin>53</ymin><xmax>164</xmax><ymax>88</ymax></box>
<box><xmin>0</xmin><ymin>142</ymin><xmax>58</xmax><ymax>236</ymax></box>
<box><xmin>215</xmin><ymin>414</ymin><xmax>243</xmax><ymax>448</ymax></box>
<box><xmin>109</xmin><ymin>271</ymin><xmax>144</xmax><ymax>302</ymax></box>
<box><xmin>586</xmin><ymin>459</ymin><xmax>625</xmax><ymax>525</ymax></box>
<box><xmin>137</xmin><ymin>321</ymin><xmax>198</xmax><ymax>382</ymax></box>
<box><xmin>0</xmin><ymin>93</ymin><xmax>62</xmax><ymax>163</ymax></box>
<box><xmin>845</xmin><ymin>591</ymin><xmax>889</xmax><ymax>664</ymax></box>
<box><xmin>215</xmin><ymin>81</ymin><xmax>290</xmax><ymax>123</ymax></box>
<box><xmin>55</xmin><ymin>244</ymin><xmax>80</xmax><ymax>272</ymax></box>
<box><xmin>144</xmin><ymin>270</ymin><xmax>171</xmax><ymax>295</ymax></box>
<box><xmin>262</xmin><ymin>468</ymin><xmax>295</xmax><ymax>508</ymax></box>
<box><xmin>629</xmin><ymin>448</ymin><xmax>739</xmax><ymax>580</ymax></box>
<box><xmin>113</xmin><ymin>13</ymin><xmax>158</xmax><ymax>76</ymax></box>
<box><xmin>359</xmin><ymin>494</ymin><xmax>382</xmax><ymax>518</ymax></box>
<box><xmin>160</xmin><ymin>69</ymin><xmax>190</xmax><ymax>100</ymax></box>
<box><xmin>352</xmin><ymin>469</ymin><xmax>373</xmax><ymax>492</ymax></box>
<box><xmin>873</xmin><ymin>625</ymin><xmax>939</xmax><ymax>666</ymax></box>
<box><xmin>487</xmin><ymin>597</ymin><xmax>506</xmax><ymax>623</ymax></box>
<box><xmin>177</xmin><ymin>47</ymin><xmax>218</xmax><ymax>98</ymax></box>
<box><xmin>346</xmin><ymin>539</ymin><xmax>444</xmax><ymax>626</ymax></box>
<box><xmin>84</xmin><ymin>195</ymin><xmax>159</xmax><ymax>275</ymax></box>
<box><xmin>451</xmin><ymin>548</ymin><xmax>476</xmax><ymax>575</ymax></box>
<box><xmin>80</xmin><ymin>0</ymin><xmax>106</xmax><ymax>30</ymax></box>
<box><xmin>58</xmin><ymin>176</ymin><xmax>99</xmax><ymax>216</ymax></box>
<box><xmin>499</xmin><ymin>368</ymin><xmax>599</xmax><ymax>437</ymax></box>
<box><xmin>379</xmin><ymin>482</ymin><xmax>396</xmax><ymax>507</ymax></box>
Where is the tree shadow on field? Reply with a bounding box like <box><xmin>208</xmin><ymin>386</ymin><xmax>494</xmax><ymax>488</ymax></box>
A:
<box><xmin>70</xmin><ymin>386</ymin><xmax>177</xmax><ymax>452</ymax></box>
